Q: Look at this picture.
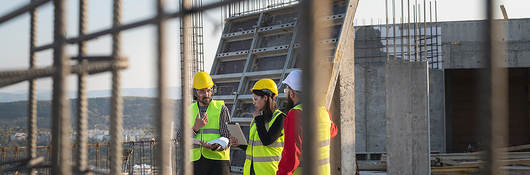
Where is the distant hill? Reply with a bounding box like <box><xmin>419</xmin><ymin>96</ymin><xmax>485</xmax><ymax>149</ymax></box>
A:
<box><xmin>0</xmin><ymin>97</ymin><xmax>182</xmax><ymax>129</ymax></box>
<box><xmin>0</xmin><ymin>87</ymin><xmax>181</xmax><ymax>102</ymax></box>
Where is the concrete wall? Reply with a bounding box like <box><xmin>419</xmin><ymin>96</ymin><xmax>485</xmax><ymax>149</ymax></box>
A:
<box><xmin>429</xmin><ymin>69</ymin><xmax>445</xmax><ymax>153</ymax></box>
<box><xmin>385</xmin><ymin>60</ymin><xmax>430</xmax><ymax>175</ymax></box>
<box><xmin>354</xmin><ymin>58</ymin><xmax>445</xmax><ymax>153</ymax></box>
<box><xmin>355</xmin><ymin>57</ymin><xmax>387</xmax><ymax>153</ymax></box>
<box><xmin>441</xmin><ymin>18</ymin><xmax>530</xmax><ymax>69</ymax></box>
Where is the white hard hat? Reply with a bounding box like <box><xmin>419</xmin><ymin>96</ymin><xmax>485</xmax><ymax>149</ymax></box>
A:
<box><xmin>282</xmin><ymin>69</ymin><xmax>302</xmax><ymax>92</ymax></box>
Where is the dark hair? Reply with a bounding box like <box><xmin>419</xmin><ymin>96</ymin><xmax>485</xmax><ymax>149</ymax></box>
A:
<box><xmin>252</xmin><ymin>89</ymin><xmax>277</xmax><ymax>122</ymax></box>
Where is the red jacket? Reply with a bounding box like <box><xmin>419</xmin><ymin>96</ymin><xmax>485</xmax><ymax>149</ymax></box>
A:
<box><xmin>276</xmin><ymin>108</ymin><xmax>338</xmax><ymax>175</ymax></box>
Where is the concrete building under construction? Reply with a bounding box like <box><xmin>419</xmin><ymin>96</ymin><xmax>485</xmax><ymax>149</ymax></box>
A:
<box><xmin>1</xmin><ymin>0</ymin><xmax>529</xmax><ymax>174</ymax></box>
<box><xmin>211</xmin><ymin>1</ymin><xmax>530</xmax><ymax>173</ymax></box>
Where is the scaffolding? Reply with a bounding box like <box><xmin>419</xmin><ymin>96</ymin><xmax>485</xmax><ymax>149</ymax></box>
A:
<box><xmin>210</xmin><ymin>0</ymin><xmax>350</xmax><ymax>124</ymax></box>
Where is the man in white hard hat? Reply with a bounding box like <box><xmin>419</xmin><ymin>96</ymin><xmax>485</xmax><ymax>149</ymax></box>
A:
<box><xmin>276</xmin><ymin>70</ymin><xmax>338</xmax><ymax>175</ymax></box>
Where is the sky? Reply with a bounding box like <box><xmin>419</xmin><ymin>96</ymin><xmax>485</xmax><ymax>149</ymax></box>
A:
<box><xmin>0</xmin><ymin>0</ymin><xmax>528</xmax><ymax>94</ymax></box>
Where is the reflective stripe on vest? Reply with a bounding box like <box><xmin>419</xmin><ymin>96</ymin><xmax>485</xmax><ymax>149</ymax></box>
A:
<box><xmin>245</xmin><ymin>155</ymin><xmax>282</xmax><ymax>162</ymax></box>
<box><xmin>243</xmin><ymin>110</ymin><xmax>285</xmax><ymax>175</ymax></box>
<box><xmin>190</xmin><ymin>100</ymin><xmax>230</xmax><ymax>161</ymax></box>
<box><xmin>292</xmin><ymin>104</ymin><xmax>332</xmax><ymax>175</ymax></box>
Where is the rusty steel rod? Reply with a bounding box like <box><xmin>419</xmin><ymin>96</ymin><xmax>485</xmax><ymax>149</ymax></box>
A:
<box><xmin>50</xmin><ymin>0</ymin><xmax>72</xmax><ymax>174</ymax></box>
<box><xmin>407</xmin><ymin>0</ymin><xmax>411</xmax><ymax>61</ymax></box>
<box><xmin>0</xmin><ymin>0</ymin><xmax>50</xmax><ymax>25</ymax></box>
<box><xmin>423</xmin><ymin>0</ymin><xmax>426</xmax><ymax>62</ymax></box>
<box><xmin>110</xmin><ymin>0</ymin><xmax>124</xmax><ymax>174</ymax></box>
<box><xmin>26</xmin><ymin>1</ymin><xmax>38</xmax><ymax>174</ymax></box>
<box><xmin>156</xmin><ymin>0</ymin><xmax>174</xmax><ymax>174</ymax></box>
<box><xmin>435</xmin><ymin>0</ymin><xmax>439</xmax><ymax>68</ymax></box>
<box><xmin>0</xmin><ymin>60</ymin><xmax>128</xmax><ymax>88</ymax></box>
<box><xmin>430</xmin><ymin>1</ymin><xmax>434</xmax><ymax>67</ymax></box>
<box><xmin>401</xmin><ymin>0</ymin><xmax>404</xmax><ymax>59</ymax></box>
<box><xmin>392</xmin><ymin>0</ymin><xmax>396</xmax><ymax>59</ymax></box>
<box><xmin>179</xmin><ymin>0</ymin><xmax>193</xmax><ymax>174</ymax></box>
<box><xmin>385</xmin><ymin>0</ymin><xmax>389</xmax><ymax>61</ymax></box>
<box><xmin>75</xmin><ymin>0</ymin><xmax>89</xmax><ymax>173</ymax></box>
<box><xmin>32</xmin><ymin>0</ymin><xmax>247</xmax><ymax>53</ymax></box>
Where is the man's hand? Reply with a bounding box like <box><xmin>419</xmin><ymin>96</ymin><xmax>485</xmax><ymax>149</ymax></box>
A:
<box><xmin>192</xmin><ymin>113</ymin><xmax>208</xmax><ymax>132</ymax></box>
<box><xmin>230</xmin><ymin>136</ymin><xmax>239</xmax><ymax>146</ymax></box>
<box><xmin>210</xmin><ymin>143</ymin><xmax>221</xmax><ymax>150</ymax></box>
<box><xmin>200</xmin><ymin>141</ymin><xmax>221</xmax><ymax>150</ymax></box>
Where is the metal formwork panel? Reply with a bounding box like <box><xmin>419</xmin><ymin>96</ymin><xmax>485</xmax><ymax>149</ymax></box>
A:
<box><xmin>210</xmin><ymin>0</ymin><xmax>351</xmax><ymax>122</ymax></box>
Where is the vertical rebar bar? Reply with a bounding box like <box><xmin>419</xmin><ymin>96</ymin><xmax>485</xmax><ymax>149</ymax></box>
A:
<box><xmin>413</xmin><ymin>4</ymin><xmax>416</xmax><ymax>61</ymax></box>
<box><xmin>423</xmin><ymin>0</ymin><xmax>426</xmax><ymax>62</ymax></box>
<box><xmin>27</xmin><ymin>1</ymin><xmax>38</xmax><ymax>174</ymax></box>
<box><xmin>179</xmin><ymin>0</ymin><xmax>193</xmax><ymax>174</ymax></box>
<box><xmin>407</xmin><ymin>0</ymin><xmax>411</xmax><ymax>61</ymax></box>
<box><xmin>414</xmin><ymin>0</ymin><xmax>420</xmax><ymax>61</ymax></box>
<box><xmin>386</xmin><ymin>0</ymin><xmax>389</xmax><ymax>61</ymax></box>
<box><xmin>392</xmin><ymin>0</ymin><xmax>396</xmax><ymax>58</ymax></box>
<box><xmin>429</xmin><ymin>1</ymin><xmax>432</xmax><ymax>68</ymax></box>
<box><xmin>110</xmin><ymin>0</ymin><xmax>124</xmax><ymax>174</ymax></box>
<box><xmin>156</xmin><ymin>0</ymin><xmax>173</xmax><ymax>174</ymax></box>
<box><xmin>75</xmin><ymin>0</ymin><xmax>89</xmax><ymax>173</ymax></box>
<box><xmin>401</xmin><ymin>0</ymin><xmax>404</xmax><ymax>59</ymax></box>
<box><xmin>51</xmin><ymin>0</ymin><xmax>72</xmax><ymax>174</ymax></box>
<box><xmin>435</xmin><ymin>0</ymin><xmax>439</xmax><ymax>68</ymax></box>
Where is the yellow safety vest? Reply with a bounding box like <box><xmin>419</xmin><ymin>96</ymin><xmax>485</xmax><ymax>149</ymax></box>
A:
<box><xmin>244</xmin><ymin>110</ymin><xmax>285</xmax><ymax>175</ymax></box>
<box><xmin>190</xmin><ymin>100</ymin><xmax>230</xmax><ymax>161</ymax></box>
<box><xmin>292</xmin><ymin>104</ymin><xmax>331</xmax><ymax>175</ymax></box>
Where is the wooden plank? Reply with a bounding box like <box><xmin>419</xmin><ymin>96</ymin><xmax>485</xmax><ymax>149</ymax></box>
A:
<box><xmin>324</xmin><ymin>0</ymin><xmax>360</xmax><ymax>109</ymax></box>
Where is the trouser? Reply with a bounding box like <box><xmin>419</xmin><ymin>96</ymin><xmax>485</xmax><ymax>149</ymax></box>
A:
<box><xmin>193</xmin><ymin>156</ymin><xmax>231</xmax><ymax>175</ymax></box>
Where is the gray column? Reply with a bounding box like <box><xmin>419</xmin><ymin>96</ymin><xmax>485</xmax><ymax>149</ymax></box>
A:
<box><xmin>385</xmin><ymin>60</ymin><xmax>430</xmax><ymax>175</ymax></box>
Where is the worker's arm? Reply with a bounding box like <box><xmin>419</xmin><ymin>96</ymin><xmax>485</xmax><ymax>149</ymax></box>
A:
<box><xmin>254</xmin><ymin>113</ymin><xmax>285</xmax><ymax>146</ymax></box>
<box><xmin>175</xmin><ymin>108</ymin><xmax>199</xmax><ymax>141</ymax></box>
<box><xmin>215</xmin><ymin>105</ymin><xmax>232</xmax><ymax>151</ymax></box>
<box><xmin>277</xmin><ymin>110</ymin><xmax>301</xmax><ymax>175</ymax></box>
<box><xmin>328</xmin><ymin>111</ymin><xmax>338</xmax><ymax>138</ymax></box>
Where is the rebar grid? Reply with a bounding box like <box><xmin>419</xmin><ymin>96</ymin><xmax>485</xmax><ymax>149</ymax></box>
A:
<box><xmin>0</xmin><ymin>0</ymin><xmax>245</xmax><ymax>174</ymax></box>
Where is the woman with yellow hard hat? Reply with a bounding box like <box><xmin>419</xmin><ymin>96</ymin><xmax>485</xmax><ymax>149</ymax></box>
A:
<box><xmin>232</xmin><ymin>78</ymin><xmax>286</xmax><ymax>175</ymax></box>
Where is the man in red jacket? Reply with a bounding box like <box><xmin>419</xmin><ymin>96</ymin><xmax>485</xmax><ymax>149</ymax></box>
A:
<box><xmin>276</xmin><ymin>70</ymin><xmax>338</xmax><ymax>175</ymax></box>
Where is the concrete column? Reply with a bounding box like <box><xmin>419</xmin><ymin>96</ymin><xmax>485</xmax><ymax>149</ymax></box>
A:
<box><xmin>385</xmin><ymin>60</ymin><xmax>430</xmax><ymax>175</ymax></box>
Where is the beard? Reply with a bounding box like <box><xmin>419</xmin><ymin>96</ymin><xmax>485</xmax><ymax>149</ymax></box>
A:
<box><xmin>198</xmin><ymin>96</ymin><xmax>212</xmax><ymax>105</ymax></box>
<box><xmin>286</xmin><ymin>94</ymin><xmax>295</xmax><ymax>110</ymax></box>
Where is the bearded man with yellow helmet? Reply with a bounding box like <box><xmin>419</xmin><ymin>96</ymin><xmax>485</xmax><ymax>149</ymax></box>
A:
<box><xmin>178</xmin><ymin>72</ymin><xmax>232</xmax><ymax>175</ymax></box>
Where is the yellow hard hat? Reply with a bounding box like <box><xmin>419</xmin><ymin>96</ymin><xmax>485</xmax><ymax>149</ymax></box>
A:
<box><xmin>193</xmin><ymin>72</ymin><xmax>214</xmax><ymax>89</ymax></box>
<box><xmin>251</xmin><ymin>79</ymin><xmax>278</xmax><ymax>96</ymax></box>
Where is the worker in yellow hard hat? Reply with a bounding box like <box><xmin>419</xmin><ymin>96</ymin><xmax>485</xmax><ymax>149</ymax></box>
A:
<box><xmin>177</xmin><ymin>72</ymin><xmax>233</xmax><ymax>175</ymax></box>
<box><xmin>231</xmin><ymin>78</ymin><xmax>286</xmax><ymax>175</ymax></box>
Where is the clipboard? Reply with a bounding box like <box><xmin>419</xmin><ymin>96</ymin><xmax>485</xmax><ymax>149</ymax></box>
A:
<box><xmin>228</xmin><ymin>123</ymin><xmax>248</xmax><ymax>145</ymax></box>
